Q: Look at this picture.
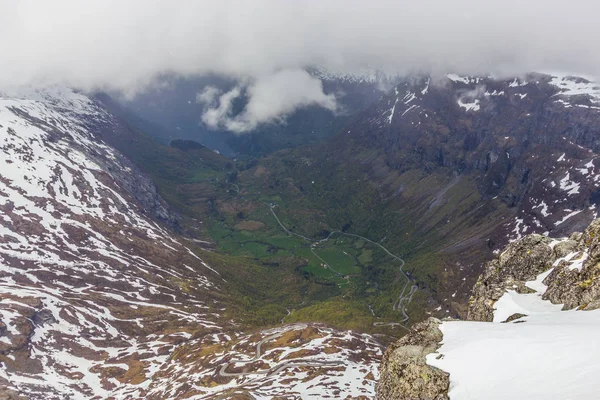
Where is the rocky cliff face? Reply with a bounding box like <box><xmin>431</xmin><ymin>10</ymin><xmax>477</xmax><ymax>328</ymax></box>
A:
<box><xmin>542</xmin><ymin>219</ymin><xmax>600</xmax><ymax>310</ymax></box>
<box><xmin>332</xmin><ymin>73</ymin><xmax>600</xmax><ymax>241</ymax></box>
<box><xmin>377</xmin><ymin>318</ymin><xmax>449</xmax><ymax>400</ymax></box>
<box><xmin>467</xmin><ymin>234</ymin><xmax>557</xmax><ymax>321</ymax></box>
<box><xmin>377</xmin><ymin>217</ymin><xmax>600</xmax><ymax>399</ymax></box>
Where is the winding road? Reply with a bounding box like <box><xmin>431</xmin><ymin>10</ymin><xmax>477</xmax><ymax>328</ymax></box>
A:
<box><xmin>269</xmin><ymin>204</ymin><xmax>418</xmax><ymax>325</ymax></box>
<box><xmin>218</xmin><ymin>324</ymin><xmax>343</xmax><ymax>378</ymax></box>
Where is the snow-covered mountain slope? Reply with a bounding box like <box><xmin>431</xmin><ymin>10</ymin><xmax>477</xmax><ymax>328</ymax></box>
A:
<box><xmin>0</xmin><ymin>87</ymin><xmax>226</xmax><ymax>398</ymax></box>
<box><xmin>372</xmin><ymin>73</ymin><xmax>600</xmax><ymax>241</ymax></box>
<box><xmin>378</xmin><ymin>218</ymin><xmax>600</xmax><ymax>399</ymax></box>
<box><xmin>162</xmin><ymin>323</ymin><xmax>382</xmax><ymax>399</ymax></box>
<box><xmin>311</xmin><ymin>66</ymin><xmax>401</xmax><ymax>86</ymax></box>
<box><xmin>0</xmin><ymin>87</ymin><xmax>383</xmax><ymax>399</ymax></box>
<box><xmin>428</xmin><ymin>290</ymin><xmax>600</xmax><ymax>399</ymax></box>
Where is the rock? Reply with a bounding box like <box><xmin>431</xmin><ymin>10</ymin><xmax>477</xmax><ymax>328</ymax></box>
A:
<box><xmin>0</xmin><ymin>386</ymin><xmax>27</xmax><ymax>400</ymax></box>
<box><xmin>496</xmin><ymin>235</ymin><xmax>555</xmax><ymax>280</ymax></box>
<box><xmin>468</xmin><ymin>234</ymin><xmax>555</xmax><ymax>321</ymax></box>
<box><xmin>582</xmin><ymin>298</ymin><xmax>600</xmax><ymax>311</ymax></box>
<box><xmin>502</xmin><ymin>313</ymin><xmax>527</xmax><ymax>323</ymax></box>
<box><xmin>469</xmin><ymin>220</ymin><xmax>600</xmax><ymax>317</ymax></box>
<box><xmin>376</xmin><ymin>318</ymin><xmax>449</xmax><ymax>400</ymax></box>
<box><xmin>579</xmin><ymin>219</ymin><xmax>600</xmax><ymax>259</ymax></box>
<box><xmin>542</xmin><ymin>220</ymin><xmax>600</xmax><ymax>309</ymax></box>
<box><xmin>569</xmin><ymin>232</ymin><xmax>583</xmax><ymax>242</ymax></box>
<box><xmin>553</xmin><ymin>240</ymin><xmax>578</xmax><ymax>258</ymax></box>
<box><xmin>32</xmin><ymin>309</ymin><xmax>57</xmax><ymax>327</ymax></box>
<box><xmin>94</xmin><ymin>151</ymin><xmax>179</xmax><ymax>230</ymax></box>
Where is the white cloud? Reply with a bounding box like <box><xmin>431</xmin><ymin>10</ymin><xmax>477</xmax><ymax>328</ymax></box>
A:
<box><xmin>199</xmin><ymin>86</ymin><xmax>242</xmax><ymax>129</ymax></box>
<box><xmin>196</xmin><ymin>86</ymin><xmax>222</xmax><ymax>106</ymax></box>
<box><xmin>3</xmin><ymin>0</ymin><xmax>600</xmax><ymax>131</ymax></box>
<box><xmin>198</xmin><ymin>69</ymin><xmax>337</xmax><ymax>133</ymax></box>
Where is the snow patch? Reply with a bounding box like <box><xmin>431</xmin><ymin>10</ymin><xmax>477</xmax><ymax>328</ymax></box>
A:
<box><xmin>427</xmin><ymin>266</ymin><xmax>600</xmax><ymax>400</ymax></box>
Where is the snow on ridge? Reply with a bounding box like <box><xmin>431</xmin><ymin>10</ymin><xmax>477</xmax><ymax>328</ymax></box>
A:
<box><xmin>549</xmin><ymin>75</ymin><xmax>600</xmax><ymax>98</ymax></box>
<box><xmin>457</xmin><ymin>98</ymin><xmax>480</xmax><ymax>112</ymax></box>
<box><xmin>484</xmin><ymin>89</ymin><xmax>505</xmax><ymax>96</ymax></box>
<box><xmin>510</xmin><ymin>217</ymin><xmax>527</xmax><ymax>240</ymax></box>
<box><xmin>421</xmin><ymin>78</ymin><xmax>430</xmax><ymax>95</ymax></box>
<box><xmin>555</xmin><ymin>209</ymin><xmax>583</xmax><ymax>226</ymax></box>
<box><xmin>508</xmin><ymin>78</ymin><xmax>528</xmax><ymax>87</ymax></box>
<box><xmin>427</xmin><ymin>244</ymin><xmax>600</xmax><ymax>400</ymax></box>
<box><xmin>549</xmin><ymin>75</ymin><xmax>600</xmax><ymax>107</ymax></box>
<box><xmin>447</xmin><ymin>74</ymin><xmax>482</xmax><ymax>85</ymax></box>
<box><xmin>388</xmin><ymin>87</ymin><xmax>399</xmax><ymax>124</ymax></box>
<box><xmin>535</xmin><ymin>200</ymin><xmax>550</xmax><ymax>217</ymax></box>
<box><xmin>559</xmin><ymin>172</ymin><xmax>581</xmax><ymax>195</ymax></box>
<box><xmin>311</xmin><ymin>66</ymin><xmax>397</xmax><ymax>84</ymax></box>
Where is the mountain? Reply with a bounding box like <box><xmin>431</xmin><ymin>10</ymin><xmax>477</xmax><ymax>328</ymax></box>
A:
<box><xmin>0</xmin><ymin>87</ymin><xmax>383</xmax><ymax>399</ymax></box>
<box><xmin>378</xmin><ymin>218</ymin><xmax>600</xmax><ymax>399</ymax></box>
<box><xmin>2</xmin><ymin>72</ymin><xmax>599</xmax><ymax>398</ymax></box>
<box><xmin>233</xmin><ymin>72</ymin><xmax>600</xmax><ymax>319</ymax></box>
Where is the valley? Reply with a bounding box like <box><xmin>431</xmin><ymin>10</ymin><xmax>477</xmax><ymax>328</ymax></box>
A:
<box><xmin>97</xmin><ymin>71</ymin><xmax>600</xmax><ymax>336</ymax></box>
<box><xmin>4</xmin><ymin>3</ymin><xmax>600</xmax><ymax>398</ymax></box>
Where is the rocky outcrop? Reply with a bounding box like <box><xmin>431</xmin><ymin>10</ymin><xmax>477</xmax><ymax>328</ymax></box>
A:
<box><xmin>0</xmin><ymin>386</ymin><xmax>27</xmax><ymax>400</ymax></box>
<box><xmin>376</xmin><ymin>318</ymin><xmax>449</xmax><ymax>400</ymax></box>
<box><xmin>468</xmin><ymin>234</ymin><xmax>555</xmax><ymax>321</ymax></box>
<box><xmin>466</xmin><ymin>221</ymin><xmax>600</xmax><ymax>319</ymax></box>
<box><xmin>467</xmin><ymin>226</ymin><xmax>600</xmax><ymax>321</ymax></box>
<box><xmin>543</xmin><ymin>220</ymin><xmax>600</xmax><ymax>310</ymax></box>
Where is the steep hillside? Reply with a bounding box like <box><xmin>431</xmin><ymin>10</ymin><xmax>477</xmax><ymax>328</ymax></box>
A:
<box><xmin>0</xmin><ymin>87</ymin><xmax>383</xmax><ymax>399</ymax></box>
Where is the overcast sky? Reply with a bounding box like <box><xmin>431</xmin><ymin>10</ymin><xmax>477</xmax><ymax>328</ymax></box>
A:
<box><xmin>3</xmin><ymin>0</ymin><xmax>600</xmax><ymax>132</ymax></box>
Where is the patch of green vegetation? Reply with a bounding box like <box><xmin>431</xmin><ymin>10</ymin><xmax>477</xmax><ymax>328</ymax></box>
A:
<box><xmin>358</xmin><ymin>249</ymin><xmax>373</xmax><ymax>264</ymax></box>
<box><xmin>208</xmin><ymin>202</ymin><xmax>424</xmax><ymax>333</ymax></box>
<box><xmin>190</xmin><ymin>168</ymin><xmax>226</xmax><ymax>183</ymax></box>
<box><xmin>286</xmin><ymin>298</ymin><xmax>374</xmax><ymax>330</ymax></box>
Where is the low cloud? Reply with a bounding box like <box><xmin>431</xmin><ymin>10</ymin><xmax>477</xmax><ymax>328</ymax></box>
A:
<box><xmin>197</xmin><ymin>69</ymin><xmax>337</xmax><ymax>133</ymax></box>
<box><xmin>196</xmin><ymin>86</ymin><xmax>223</xmax><ymax>106</ymax></box>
